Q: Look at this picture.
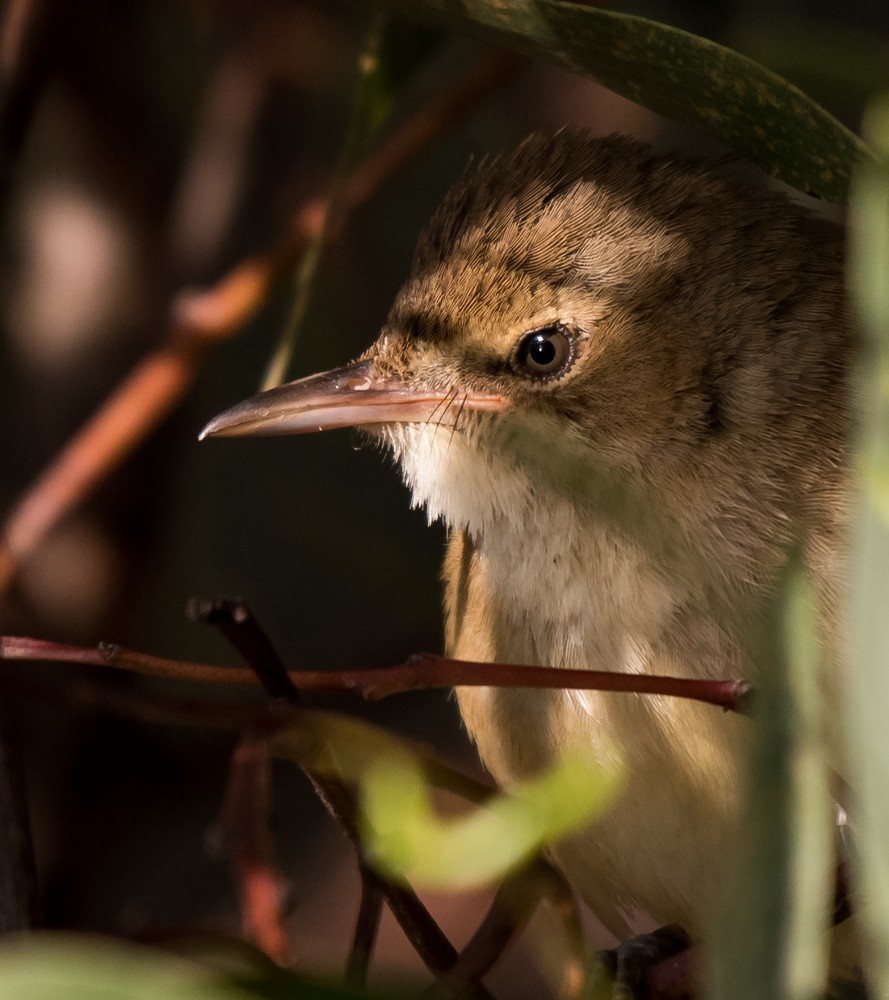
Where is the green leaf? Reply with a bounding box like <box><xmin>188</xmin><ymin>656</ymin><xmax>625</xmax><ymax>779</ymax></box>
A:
<box><xmin>270</xmin><ymin>708</ymin><xmax>619</xmax><ymax>892</ymax></box>
<box><xmin>376</xmin><ymin>0</ymin><xmax>868</xmax><ymax>203</ymax></box>
<box><xmin>361</xmin><ymin>750</ymin><xmax>620</xmax><ymax>891</ymax></box>
<box><xmin>709</xmin><ymin>559</ymin><xmax>833</xmax><ymax>1000</ymax></box>
<box><xmin>0</xmin><ymin>935</ymin><xmax>255</xmax><ymax>1000</ymax></box>
<box><xmin>848</xmin><ymin>93</ymin><xmax>889</xmax><ymax>996</ymax></box>
<box><xmin>371</xmin><ymin>19</ymin><xmax>444</xmax><ymax>137</ymax></box>
<box><xmin>270</xmin><ymin>706</ymin><xmax>491</xmax><ymax>804</ymax></box>
<box><xmin>732</xmin><ymin>13</ymin><xmax>889</xmax><ymax>107</ymax></box>
<box><xmin>0</xmin><ymin>934</ymin><xmax>400</xmax><ymax>1000</ymax></box>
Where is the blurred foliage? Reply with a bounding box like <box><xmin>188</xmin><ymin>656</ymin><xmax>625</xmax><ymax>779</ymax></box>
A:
<box><xmin>709</xmin><ymin>562</ymin><xmax>832</xmax><ymax>999</ymax></box>
<box><xmin>361</xmin><ymin>750</ymin><xmax>619</xmax><ymax>891</ymax></box>
<box><xmin>262</xmin><ymin>14</ymin><xmax>444</xmax><ymax>389</ymax></box>
<box><xmin>0</xmin><ymin>934</ymin><xmax>394</xmax><ymax>1000</ymax></box>
<box><xmin>377</xmin><ymin>0</ymin><xmax>866</xmax><ymax>202</ymax></box>
<box><xmin>848</xmin><ymin>93</ymin><xmax>889</xmax><ymax>995</ymax></box>
<box><xmin>272</xmin><ymin>709</ymin><xmax>619</xmax><ymax>891</ymax></box>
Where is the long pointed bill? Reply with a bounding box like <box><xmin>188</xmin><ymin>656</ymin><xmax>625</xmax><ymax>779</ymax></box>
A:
<box><xmin>199</xmin><ymin>359</ymin><xmax>505</xmax><ymax>440</ymax></box>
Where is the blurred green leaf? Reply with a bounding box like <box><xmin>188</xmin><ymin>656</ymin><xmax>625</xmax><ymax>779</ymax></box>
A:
<box><xmin>709</xmin><ymin>559</ymin><xmax>832</xmax><ymax>999</ymax></box>
<box><xmin>732</xmin><ymin>14</ymin><xmax>889</xmax><ymax>109</ymax></box>
<box><xmin>848</xmin><ymin>92</ymin><xmax>889</xmax><ymax>995</ymax></box>
<box><xmin>368</xmin><ymin>19</ymin><xmax>444</xmax><ymax>140</ymax></box>
<box><xmin>0</xmin><ymin>935</ymin><xmax>254</xmax><ymax>1000</ymax></box>
<box><xmin>0</xmin><ymin>934</ymin><xmax>400</xmax><ymax>1000</ymax></box>
<box><xmin>271</xmin><ymin>708</ymin><xmax>619</xmax><ymax>891</ymax></box>
<box><xmin>376</xmin><ymin>0</ymin><xmax>868</xmax><ymax>202</ymax></box>
<box><xmin>271</xmin><ymin>706</ymin><xmax>492</xmax><ymax>804</ymax></box>
<box><xmin>362</xmin><ymin>749</ymin><xmax>620</xmax><ymax>891</ymax></box>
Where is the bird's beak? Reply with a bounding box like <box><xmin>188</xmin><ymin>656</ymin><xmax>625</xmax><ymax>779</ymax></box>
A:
<box><xmin>199</xmin><ymin>359</ymin><xmax>505</xmax><ymax>440</ymax></box>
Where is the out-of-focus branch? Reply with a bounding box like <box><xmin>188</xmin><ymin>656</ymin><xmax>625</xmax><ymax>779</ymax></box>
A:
<box><xmin>0</xmin><ymin>48</ymin><xmax>522</xmax><ymax>598</ymax></box>
<box><xmin>0</xmin><ymin>636</ymin><xmax>754</xmax><ymax>714</ymax></box>
<box><xmin>0</xmin><ymin>0</ymin><xmax>55</xmax><ymax>195</ymax></box>
<box><xmin>422</xmin><ymin>861</ymin><xmax>555</xmax><ymax>1000</ymax></box>
<box><xmin>260</xmin><ymin>11</ymin><xmax>389</xmax><ymax>391</ymax></box>
<box><xmin>218</xmin><ymin>733</ymin><xmax>292</xmax><ymax>965</ymax></box>
<box><xmin>535</xmin><ymin>864</ymin><xmax>587</xmax><ymax>1000</ymax></box>
<box><xmin>346</xmin><ymin>866</ymin><xmax>384</xmax><ymax>987</ymax></box>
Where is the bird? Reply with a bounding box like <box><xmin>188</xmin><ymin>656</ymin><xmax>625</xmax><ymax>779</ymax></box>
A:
<box><xmin>201</xmin><ymin>132</ymin><xmax>853</xmax><ymax>984</ymax></box>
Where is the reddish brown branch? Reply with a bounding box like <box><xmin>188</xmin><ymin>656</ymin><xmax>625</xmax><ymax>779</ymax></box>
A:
<box><xmin>218</xmin><ymin>734</ymin><xmax>292</xmax><ymax>965</ymax></box>
<box><xmin>0</xmin><ymin>0</ymin><xmax>55</xmax><ymax>189</ymax></box>
<box><xmin>535</xmin><ymin>863</ymin><xmax>587</xmax><ymax>1000</ymax></box>
<box><xmin>0</xmin><ymin>636</ymin><xmax>753</xmax><ymax>715</ymax></box>
<box><xmin>0</xmin><ymin>48</ymin><xmax>521</xmax><ymax>597</ymax></box>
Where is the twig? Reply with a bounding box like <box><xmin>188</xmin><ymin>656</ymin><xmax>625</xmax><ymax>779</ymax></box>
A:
<box><xmin>0</xmin><ymin>636</ymin><xmax>754</xmax><ymax>715</ymax></box>
<box><xmin>534</xmin><ymin>863</ymin><xmax>587</xmax><ymax>1000</ymax></box>
<box><xmin>0</xmin><ymin>646</ymin><xmax>494</xmax><ymax>805</ymax></box>
<box><xmin>261</xmin><ymin>11</ymin><xmax>388</xmax><ymax>391</ymax></box>
<box><xmin>218</xmin><ymin>734</ymin><xmax>292</xmax><ymax>965</ymax></box>
<box><xmin>346</xmin><ymin>865</ymin><xmax>384</xmax><ymax>987</ymax></box>
<box><xmin>194</xmin><ymin>600</ymin><xmax>491</xmax><ymax>993</ymax></box>
<box><xmin>0</xmin><ymin>0</ymin><xmax>55</xmax><ymax>194</ymax></box>
<box><xmin>422</xmin><ymin>861</ymin><xmax>553</xmax><ymax>1000</ymax></box>
<box><xmin>186</xmin><ymin>598</ymin><xmax>301</xmax><ymax>704</ymax></box>
<box><xmin>198</xmin><ymin>601</ymin><xmax>300</xmax><ymax>970</ymax></box>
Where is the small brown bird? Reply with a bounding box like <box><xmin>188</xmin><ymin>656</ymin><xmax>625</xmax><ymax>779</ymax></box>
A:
<box><xmin>202</xmin><ymin>133</ymin><xmax>852</xmax><ymax>973</ymax></box>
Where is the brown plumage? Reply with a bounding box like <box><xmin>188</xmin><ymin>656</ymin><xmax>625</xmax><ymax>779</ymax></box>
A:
<box><xmin>202</xmin><ymin>131</ymin><xmax>854</xmax><ymax>973</ymax></box>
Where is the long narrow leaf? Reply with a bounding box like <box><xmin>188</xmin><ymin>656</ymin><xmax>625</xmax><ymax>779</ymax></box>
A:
<box><xmin>709</xmin><ymin>562</ymin><xmax>832</xmax><ymax>1000</ymax></box>
<box><xmin>848</xmin><ymin>93</ymin><xmax>889</xmax><ymax>994</ymax></box>
<box><xmin>377</xmin><ymin>0</ymin><xmax>867</xmax><ymax>202</ymax></box>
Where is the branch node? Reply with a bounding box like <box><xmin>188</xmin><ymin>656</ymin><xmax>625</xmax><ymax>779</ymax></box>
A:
<box><xmin>97</xmin><ymin>641</ymin><xmax>121</xmax><ymax>663</ymax></box>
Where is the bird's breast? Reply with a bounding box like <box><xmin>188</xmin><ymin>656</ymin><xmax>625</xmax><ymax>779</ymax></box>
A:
<box><xmin>444</xmin><ymin>505</ymin><xmax>748</xmax><ymax>934</ymax></box>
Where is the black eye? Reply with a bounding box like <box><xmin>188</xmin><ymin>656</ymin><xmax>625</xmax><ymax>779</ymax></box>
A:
<box><xmin>512</xmin><ymin>324</ymin><xmax>574</xmax><ymax>379</ymax></box>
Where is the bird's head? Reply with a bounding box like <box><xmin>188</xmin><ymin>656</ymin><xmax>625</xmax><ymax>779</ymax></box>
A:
<box><xmin>201</xmin><ymin>132</ymin><xmax>841</xmax><ymax>545</ymax></box>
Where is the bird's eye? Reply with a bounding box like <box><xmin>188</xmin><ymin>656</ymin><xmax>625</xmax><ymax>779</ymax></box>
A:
<box><xmin>512</xmin><ymin>324</ymin><xmax>574</xmax><ymax>380</ymax></box>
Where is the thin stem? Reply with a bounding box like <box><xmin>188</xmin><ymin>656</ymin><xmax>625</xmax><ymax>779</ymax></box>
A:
<box><xmin>535</xmin><ymin>863</ymin><xmax>587</xmax><ymax>1000</ymax></box>
<box><xmin>218</xmin><ymin>734</ymin><xmax>291</xmax><ymax>965</ymax></box>
<box><xmin>186</xmin><ymin>598</ymin><xmax>302</xmax><ymax>704</ymax></box>
<box><xmin>0</xmin><ymin>636</ymin><xmax>754</xmax><ymax>715</ymax></box>
<box><xmin>346</xmin><ymin>866</ymin><xmax>385</xmax><ymax>987</ymax></box>
<box><xmin>422</xmin><ymin>861</ymin><xmax>548</xmax><ymax>1000</ymax></box>
<box><xmin>0</xmin><ymin>0</ymin><xmax>54</xmax><ymax>195</ymax></box>
<box><xmin>260</xmin><ymin>11</ymin><xmax>389</xmax><ymax>391</ymax></box>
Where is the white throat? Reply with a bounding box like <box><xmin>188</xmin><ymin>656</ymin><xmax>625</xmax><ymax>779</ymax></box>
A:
<box><xmin>384</xmin><ymin>418</ymin><xmax>680</xmax><ymax>673</ymax></box>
